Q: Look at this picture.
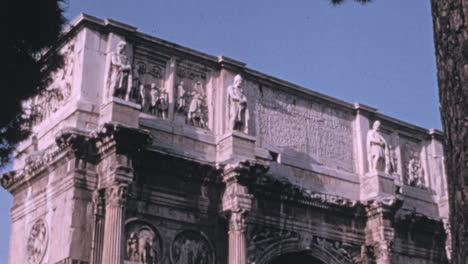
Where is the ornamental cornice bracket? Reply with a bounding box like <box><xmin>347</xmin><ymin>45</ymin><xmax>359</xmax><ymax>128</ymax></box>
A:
<box><xmin>365</xmin><ymin>195</ymin><xmax>403</xmax><ymax>216</ymax></box>
<box><xmin>55</xmin><ymin>128</ymin><xmax>95</xmax><ymax>160</ymax></box>
<box><xmin>221</xmin><ymin>159</ymin><xmax>269</xmax><ymax>186</ymax></box>
<box><xmin>92</xmin><ymin>123</ymin><xmax>152</xmax><ymax>156</ymax></box>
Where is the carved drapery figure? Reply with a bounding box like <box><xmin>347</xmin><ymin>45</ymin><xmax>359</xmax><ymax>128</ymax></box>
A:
<box><xmin>187</xmin><ymin>81</ymin><xmax>208</xmax><ymax>128</ymax></box>
<box><xmin>366</xmin><ymin>121</ymin><xmax>390</xmax><ymax>173</ymax></box>
<box><xmin>108</xmin><ymin>41</ymin><xmax>132</xmax><ymax>100</ymax></box>
<box><xmin>176</xmin><ymin>80</ymin><xmax>186</xmax><ymax>113</ymax></box>
<box><xmin>227</xmin><ymin>74</ymin><xmax>249</xmax><ymax>133</ymax></box>
<box><xmin>407</xmin><ymin>155</ymin><xmax>425</xmax><ymax>187</ymax></box>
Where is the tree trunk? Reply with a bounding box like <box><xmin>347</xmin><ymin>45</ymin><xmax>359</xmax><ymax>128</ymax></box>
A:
<box><xmin>430</xmin><ymin>1</ymin><xmax>468</xmax><ymax>263</ymax></box>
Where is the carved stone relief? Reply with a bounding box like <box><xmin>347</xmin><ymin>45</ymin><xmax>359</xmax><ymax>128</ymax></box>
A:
<box><xmin>26</xmin><ymin>218</ymin><xmax>48</xmax><ymax>264</ymax></box>
<box><xmin>32</xmin><ymin>40</ymin><xmax>76</xmax><ymax>125</ymax></box>
<box><xmin>108</xmin><ymin>40</ymin><xmax>132</xmax><ymax>100</ymax></box>
<box><xmin>227</xmin><ymin>74</ymin><xmax>249</xmax><ymax>133</ymax></box>
<box><xmin>247</xmin><ymin>225</ymin><xmax>300</xmax><ymax>263</ymax></box>
<box><xmin>401</xmin><ymin>137</ymin><xmax>426</xmax><ymax>188</ymax></box>
<box><xmin>255</xmin><ymin>86</ymin><xmax>355</xmax><ymax>172</ymax></box>
<box><xmin>175</xmin><ymin>61</ymin><xmax>209</xmax><ymax>129</ymax></box>
<box><xmin>124</xmin><ymin>221</ymin><xmax>162</xmax><ymax>264</ymax></box>
<box><xmin>171</xmin><ymin>230</ymin><xmax>212</xmax><ymax>264</ymax></box>
<box><xmin>134</xmin><ymin>59</ymin><xmax>166</xmax><ymax>116</ymax></box>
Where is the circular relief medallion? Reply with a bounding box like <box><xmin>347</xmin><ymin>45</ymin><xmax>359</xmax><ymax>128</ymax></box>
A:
<box><xmin>171</xmin><ymin>230</ymin><xmax>213</xmax><ymax>264</ymax></box>
<box><xmin>26</xmin><ymin>218</ymin><xmax>48</xmax><ymax>264</ymax></box>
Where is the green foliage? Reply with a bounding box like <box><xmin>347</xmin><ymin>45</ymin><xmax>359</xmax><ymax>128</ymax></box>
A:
<box><xmin>0</xmin><ymin>1</ymin><xmax>66</xmax><ymax>167</ymax></box>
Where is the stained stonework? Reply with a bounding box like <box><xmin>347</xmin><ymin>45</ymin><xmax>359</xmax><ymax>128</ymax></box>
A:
<box><xmin>1</xmin><ymin>14</ymin><xmax>450</xmax><ymax>264</ymax></box>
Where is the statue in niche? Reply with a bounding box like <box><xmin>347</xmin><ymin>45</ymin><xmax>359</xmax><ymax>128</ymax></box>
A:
<box><xmin>407</xmin><ymin>154</ymin><xmax>425</xmax><ymax>187</ymax></box>
<box><xmin>175</xmin><ymin>80</ymin><xmax>186</xmax><ymax>113</ymax></box>
<box><xmin>187</xmin><ymin>81</ymin><xmax>208</xmax><ymax>128</ymax></box>
<box><xmin>125</xmin><ymin>226</ymin><xmax>159</xmax><ymax>264</ymax></box>
<box><xmin>108</xmin><ymin>40</ymin><xmax>132</xmax><ymax>100</ymax></box>
<box><xmin>366</xmin><ymin>120</ymin><xmax>391</xmax><ymax>173</ymax></box>
<box><xmin>227</xmin><ymin>74</ymin><xmax>249</xmax><ymax>133</ymax></box>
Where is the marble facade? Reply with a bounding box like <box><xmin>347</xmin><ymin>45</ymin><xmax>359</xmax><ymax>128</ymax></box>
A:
<box><xmin>1</xmin><ymin>14</ymin><xmax>450</xmax><ymax>264</ymax></box>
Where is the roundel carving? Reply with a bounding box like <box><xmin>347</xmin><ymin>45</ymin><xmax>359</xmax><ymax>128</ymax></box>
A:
<box><xmin>171</xmin><ymin>230</ymin><xmax>213</xmax><ymax>264</ymax></box>
<box><xmin>26</xmin><ymin>218</ymin><xmax>48</xmax><ymax>264</ymax></box>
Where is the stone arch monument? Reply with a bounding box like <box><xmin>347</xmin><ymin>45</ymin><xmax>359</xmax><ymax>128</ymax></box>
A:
<box><xmin>0</xmin><ymin>14</ymin><xmax>450</xmax><ymax>264</ymax></box>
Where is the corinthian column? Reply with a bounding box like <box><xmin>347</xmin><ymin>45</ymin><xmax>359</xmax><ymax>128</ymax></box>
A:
<box><xmin>101</xmin><ymin>184</ymin><xmax>127</xmax><ymax>264</ymax></box>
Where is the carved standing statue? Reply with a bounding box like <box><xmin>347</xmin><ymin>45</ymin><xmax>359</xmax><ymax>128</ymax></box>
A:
<box><xmin>366</xmin><ymin>121</ymin><xmax>390</xmax><ymax>173</ymax></box>
<box><xmin>227</xmin><ymin>74</ymin><xmax>249</xmax><ymax>133</ymax></box>
<box><xmin>126</xmin><ymin>232</ymin><xmax>140</xmax><ymax>261</ymax></box>
<box><xmin>175</xmin><ymin>80</ymin><xmax>186</xmax><ymax>112</ymax></box>
<box><xmin>157</xmin><ymin>86</ymin><xmax>169</xmax><ymax>120</ymax></box>
<box><xmin>187</xmin><ymin>81</ymin><xmax>208</xmax><ymax>128</ymax></box>
<box><xmin>108</xmin><ymin>40</ymin><xmax>132</xmax><ymax>100</ymax></box>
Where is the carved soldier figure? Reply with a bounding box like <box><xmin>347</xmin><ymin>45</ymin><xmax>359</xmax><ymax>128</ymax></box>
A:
<box><xmin>142</xmin><ymin>238</ymin><xmax>157</xmax><ymax>264</ymax></box>
<box><xmin>176</xmin><ymin>80</ymin><xmax>186</xmax><ymax>113</ymax></box>
<box><xmin>156</xmin><ymin>86</ymin><xmax>169</xmax><ymax>119</ymax></box>
<box><xmin>149</xmin><ymin>83</ymin><xmax>159</xmax><ymax>115</ymax></box>
<box><xmin>366</xmin><ymin>121</ymin><xmax>388</xmax><ymax>173</ymax></box>
<box><xmin>227</xmin><ymin>74</ymin><xmax>249</xmax><ymax>133</ymax></box>
<box><xmin>126</xmin><ymin>232</ymin><xmax>140</xmax><ymax>261</ymax></box>
<box><xmin>108</xmin><ymin>40</ymin><xmax>132</xmax><ymax>100</ymax></box>
<box><xmin>408</xmin><ymin>155</ymin><xmax>424</xmax><ymax>187</ymax></box>
<box><xmin>187</xmin><ymin>82</ymin><xmax>208</xmax><ymax>128</ymax></box>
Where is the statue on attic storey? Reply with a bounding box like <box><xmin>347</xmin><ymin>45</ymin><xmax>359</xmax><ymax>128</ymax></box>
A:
<box><xmin>227</xmin><ymin>74</ymin><xmax>249</xmax><ymax>133</ymax></box>
<box><xmin>108</xmin><ymin>40</ymin><xmax>132</xmax><ymax>100</ymax></box>
<box><xmin>366</xmin><ymin>120</ymin><xmax>391</xmax><ymax>173</ymax></box>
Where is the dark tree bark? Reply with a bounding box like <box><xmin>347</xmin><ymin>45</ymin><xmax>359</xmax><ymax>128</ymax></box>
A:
<box><xmin>430</xmin><ymin>1</ymin><xmax>468</xmax><ymax>263</ymax></box>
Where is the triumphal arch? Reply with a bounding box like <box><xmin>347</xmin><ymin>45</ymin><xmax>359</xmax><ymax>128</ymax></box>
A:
<box><xmin>1</xmin><ymin>14</ymin><xmax>451</xmax><ymax>264</ymax></box>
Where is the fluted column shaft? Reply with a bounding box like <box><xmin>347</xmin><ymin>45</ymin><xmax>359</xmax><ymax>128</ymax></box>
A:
<box><xmin>228</xmin><ymin>210</ymin><xmax>248</xmax><ymax>264</ymax></box>
<box><xmin>101</xmin><ymin>184</ymin><xmax>127</xmax><ymax>264</ymax></box>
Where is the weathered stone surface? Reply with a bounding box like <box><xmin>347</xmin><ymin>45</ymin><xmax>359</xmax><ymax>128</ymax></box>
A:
<box><xmin>0</xmin><ymin>14</ymin><xmax>450</xmax><ymax>264</ymax></box>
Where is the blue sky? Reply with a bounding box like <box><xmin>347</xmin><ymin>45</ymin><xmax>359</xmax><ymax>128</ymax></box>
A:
<box><xmin>0</xmin><ymin>0</ymin><xmax>440</xmax><ymax>261</ymax></box>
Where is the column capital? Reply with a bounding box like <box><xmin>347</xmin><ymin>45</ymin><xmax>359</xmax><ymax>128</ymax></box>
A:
<box><xmin>365</xmin><ymin>195</ymin><xmax>403</xmax><ymax>218</ymax></box>
<box><xmin>105</xmin><ymin>184</ymin><xmax>128</xmax><ymax>207</ymax></box>
<box><xmin>221</xmin><ymin>160</ymin><xmax>266</xmax><ymax>213</ymax></box>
